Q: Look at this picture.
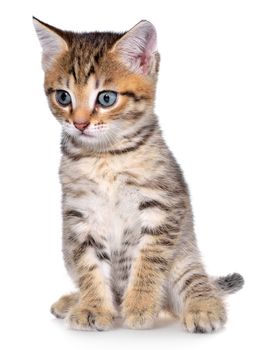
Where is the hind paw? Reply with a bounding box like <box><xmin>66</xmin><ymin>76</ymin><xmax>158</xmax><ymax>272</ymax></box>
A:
<box><xmin>51</xmin><ymin>292</ymin><xmax>79</xmax><ymax>319</ymax></box>
<box><xmin>182</xmin><ymin>296</ymin><xmax>227</xmax><ymax>333</ymax></box>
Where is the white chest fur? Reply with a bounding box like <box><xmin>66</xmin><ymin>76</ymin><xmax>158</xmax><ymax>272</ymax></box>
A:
<box><xmin>60</xmin><ymin>155</ymin><xmax>143</xmax><ymax>252</ymax></box>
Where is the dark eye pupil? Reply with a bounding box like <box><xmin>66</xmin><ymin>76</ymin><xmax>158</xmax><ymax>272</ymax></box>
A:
<box><xmin>103</xmin><ymin>94</ymin><xmax>110</xmax><ymax>103</ymax></box>
<box><xmin>61</xmin><ymin>92</ymin><xmax>67</xmax><ymax>101</ymax></box>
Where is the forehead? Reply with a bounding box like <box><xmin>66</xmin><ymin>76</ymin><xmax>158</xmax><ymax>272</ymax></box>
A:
<box><xmin>54</xmin><ymin>31</ymin><xmax>124</xmax><ymax>85</ymax></box>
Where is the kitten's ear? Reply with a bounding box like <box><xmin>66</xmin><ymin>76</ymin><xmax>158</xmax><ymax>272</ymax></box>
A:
<box><xmin>33</xmin><ymin>17</ymin><xmax>68</xmax><ymax>71</ymax></box>
<box><xmin>112</xmin><ymin>20</ymin><xmax>158</xmax><ymax>75</ymax></box>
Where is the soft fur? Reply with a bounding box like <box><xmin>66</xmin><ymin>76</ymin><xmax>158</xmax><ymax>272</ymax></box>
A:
<box><xmin>33</xmin><ymin>17</ymin><xmax>244</xmax><ymax>332</ymax></box>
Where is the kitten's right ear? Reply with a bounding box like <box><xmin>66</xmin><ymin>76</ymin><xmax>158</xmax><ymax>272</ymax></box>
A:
<box><xmin>33</xmin><ymin>17</ymin><xmax>68</xmax><ymax>71</ymax></box>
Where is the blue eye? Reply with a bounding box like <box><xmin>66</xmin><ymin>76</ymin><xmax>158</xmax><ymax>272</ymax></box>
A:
<box><xmin>97</xmin><ymin>91</ymin><xmax>117</xmax><ymax>107</ymax></box>
<box><xmin>55</xmin><ymin>90</ymin><xmax>71</xmax><ymax>106</ymax></box>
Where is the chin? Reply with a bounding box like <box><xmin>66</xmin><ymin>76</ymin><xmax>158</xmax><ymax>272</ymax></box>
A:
<box><xmin>77</xmin><ymin>133</ymin><xmax>108</xmax><ymax>147</ymax></box>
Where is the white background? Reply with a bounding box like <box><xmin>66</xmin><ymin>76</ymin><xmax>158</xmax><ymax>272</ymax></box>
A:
<box><xmin>0</xmin><ymin>1</ymin><xmax>262</xmax><ymax>349</ymax></box>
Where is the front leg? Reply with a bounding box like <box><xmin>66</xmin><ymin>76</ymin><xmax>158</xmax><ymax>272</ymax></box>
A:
<box><xmin>122</xmin><ymin>215</ymin><xmax>181</xmax><ymax>329</ymax></box>
<box><xmin>62</xmin><ymin>208</ymin><xmax>117</xmax><ymax>331</ymax></box>
<box><xmin>121</xmin><ymin>172</ymin><xmax>190</xmax><ymax>329</ymax></box>
<box><xmin>66</xmin><ymin>239</ymin><xmax>117</xmax><ymax>331</ymax></box>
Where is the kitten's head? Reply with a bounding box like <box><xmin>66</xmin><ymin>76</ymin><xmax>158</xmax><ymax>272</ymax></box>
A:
<box><xmin>33</xmin><ymin>18</ymin><xmax>159</xmax><ymax>152</ymax></box>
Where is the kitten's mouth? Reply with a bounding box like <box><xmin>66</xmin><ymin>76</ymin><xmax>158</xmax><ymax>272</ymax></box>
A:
<box><xmin>79</xmin><ymin>131</ymin><xmax>95</xmax><ymax>138</ymax></box>
<box><xmin>78</xmin><ymin>127</ymin><xmax>94</xmax><ymax>137</ymax></box>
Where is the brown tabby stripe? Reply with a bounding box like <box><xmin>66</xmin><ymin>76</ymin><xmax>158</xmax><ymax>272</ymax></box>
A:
<box><xmin>45</xmin><ymin>87</ymin><xmax>55</xmax><ymax>95</ymax></box>
<box><xmin>86</xmin><ymin>235</ymin><xmax>105</xmax><ymax>250</ymax></box>
<box><xmin>141</xmin><ymin>223</ymin><xmax>179</xmax><ymax>236</ymax></box>
<box><xmin>61</xmin><ymin>144</ymin><xmax>82</xmax><ymax>161</ymax></box>
<box><xmin>64</xmin><ymin>210</ymin><xmax>83</xmax><ymax>218</ymax></box>
<box><xmin>84</xmin><ymin>65</ymin><xmax>95</xmax><ymax>83</ymax></box>
<box><xmin>69</xmin><ymin>66</ymin><xmax>77</xmax><ymax>83</ymax></box>
<box><xmin>173</xmin><ymin>265</ymin><xmax>203</xmax><ymax>286</ymax></box>
<box><xmin>125</xmin><ymin>176</ymin><xmax>185</xmax><ymax>194</ymax></box>
<box><xmin>109</xmin><ymin>123</ymin><xmax>156</xmax><ymax>155</ymax></box>
<box><xmin>123</xmin><ymin>122</ymin><xmax>157</xmax><ymax>141</ymax></box>
<box><xmin>118</xmin><ymin>257</ymin><xmax>132</xmax><ymax>264</ymax></box>
<box><xmin>184</xmin><ymin>286</ymin><xmax>215</xmax><ymax>302</ymax></box>
<box><xmin>78</xmin><ymin>274</ymin><xmax>95</xmax><ymax>289</ymax></box>
<box><xmin>96</xmin><ymin>251</ymin><xmax>111</xmax><ymax>262</ymax></box>
<box><xmin>73</xmin><ymin>238</ymin><xmax>108</xmax><ymax>263</ymax></box>
<box><xmin>185</xmin><ymin>282</ymin><xmax>213</xmax><ymax>297</ymax></box>
<box><xmin>143</xmin><ymin>256</ymin><xmax>169</xmax><ymax>271</ymax></box>
<box><xmin>88</xmin><ymin>264</ymin><xmax>98</xmax><ymax>272</ymax></box>
<box><xmin>94</xmin><ymin>52</ymin><xmax>101</xmax><ymax>64</ymax></box>
<box><xmin>139</xmin><ymin>200</ymin><xmax>170</xmax><ymax>211</ymax></box>
<box><xmin>179</xmin><ymin>274</ymin><xmax>208</xmax><ymax>294</ymax></box>
<box><xmin>120</xmin><ymin>91</ymin><xmax>148</xmax><ymax>102</ymax></box>
<box><xmin>143</xmin><ymin>256</ymin><xmax>167</xmax><ymax>265</ymax></box>
<box><xmin>124</xmin><ymin>111</ymin><xmax>144</xmax><ymax>121</ymax></box>
<box><xmin>156</xmin><ymin>237</ymin><xmax>175</xmax><ymax>247</ymax></box>
<box><xmin>73</xmin><ymin>241</ymin><xmax>88</xmax><ymax>262</ymax></box>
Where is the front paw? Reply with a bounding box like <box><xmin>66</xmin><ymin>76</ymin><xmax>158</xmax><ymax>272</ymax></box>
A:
<box><xmin>122</xmin><ymin>293</ymin><xmax>157</xmax><ymax>329</ymax></box>
<box><xmin>123</xmin><ymin>310</ymin><xmax>155</xmax><ymax>330</ymax></box>
<box><xmin>66</xmin><ymin>305</ymin><xmax>116</xmax><ymax>331</ymax></box>
<box><xmin>182</xmin><ymin>296</ymin><xmax>227</xmax><ymax>333</ymax></box>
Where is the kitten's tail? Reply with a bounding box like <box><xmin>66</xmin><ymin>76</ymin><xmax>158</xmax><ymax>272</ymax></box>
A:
<box><xmin>213</xmin><ymin>273</ymin><xmax>244</xmax><ymax>296</ymax></box>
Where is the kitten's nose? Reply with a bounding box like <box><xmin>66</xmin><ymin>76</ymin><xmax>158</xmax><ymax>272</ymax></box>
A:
<box><xmin>73</xmin><ymin>121</ymin><xmax>90</xmax><ymax>131</ymax></box>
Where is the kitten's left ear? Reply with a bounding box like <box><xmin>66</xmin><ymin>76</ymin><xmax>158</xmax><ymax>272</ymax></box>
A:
<box><xmin>33</xmin><ymin>17</ymin><xmax>68</xmax><ymax>71</ymax></box>
<box><xmin>111</xmin><ymin>20</ymin><xmax>158</xmax><ymax>75</ymax></box>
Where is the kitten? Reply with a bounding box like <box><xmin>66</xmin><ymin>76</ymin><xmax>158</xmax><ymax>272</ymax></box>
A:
<box><xmin>33</xmin><ymin>17</ymin><xmax>244</xmax><ymax>332</ymax></box>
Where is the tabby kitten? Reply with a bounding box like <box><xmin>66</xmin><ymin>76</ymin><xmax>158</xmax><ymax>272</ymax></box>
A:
<box><xmin>33</xmin><ymin>17</ymin><xmax>244</xmax><ymax>332</ymax></box>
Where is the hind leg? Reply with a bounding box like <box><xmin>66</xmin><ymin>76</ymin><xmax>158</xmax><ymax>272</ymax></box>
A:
<box><xmin>168</xmin><ymin>256</ymin><xmax>226</xmax><ymax>333</ymax></box>
<box><xmin>51</xmin><ymin>292</ymin><xmax>79</xmax><ymax>319</ymax></box>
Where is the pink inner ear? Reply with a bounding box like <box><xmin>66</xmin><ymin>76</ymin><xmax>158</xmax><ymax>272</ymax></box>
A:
<box><xmin>140</xmin><ymin>54</ymin><xmax>151</xmax><ymax>74</ymax></box>
<box><xmin>141</xmin><ymin>29</ymin><xmax>157</xmax><ymax>73</ymax></box>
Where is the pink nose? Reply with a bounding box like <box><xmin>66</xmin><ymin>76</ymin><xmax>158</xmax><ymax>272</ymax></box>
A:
<box><xmin>73</xmin><ymin>121</ymin><xmax>90</xmax><ymax>131</ymax></box>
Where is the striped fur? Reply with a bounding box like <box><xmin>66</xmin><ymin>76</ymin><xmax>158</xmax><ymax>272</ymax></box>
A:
<box><xmin>34</xmin><ymin>18</ymin><xmax>244</xmax><ymax>333</ymax></box>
